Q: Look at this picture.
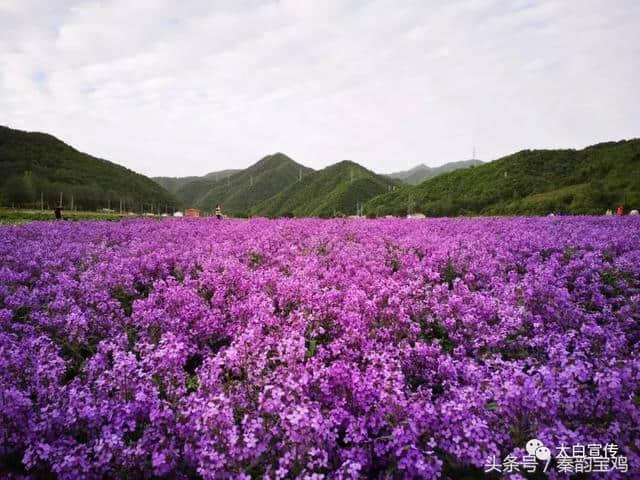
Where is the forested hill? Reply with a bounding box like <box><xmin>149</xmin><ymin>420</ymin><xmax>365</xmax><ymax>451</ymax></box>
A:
<box><xmin>0</xmin><ymin>125</ymin><xmax>176</xmax><ymax>211</ymax></box>
<box><xmin>152</xmin><ymin>169</ymin><xmax>240</xmax><ymax>194</ymax></box>
<box><xmin>365</xmin><ymin>139</ymin><xmax>640</xmax><ymax>217</ymax></box>
<box><xmin>251</xmin><ymin>160</ymin><xmax>399</xmax><ymax>218</ymax></box>
<box><xmin>174</xmin><ymin>153</ymin><xmax>313</xmax><ymax>216</ymax></box>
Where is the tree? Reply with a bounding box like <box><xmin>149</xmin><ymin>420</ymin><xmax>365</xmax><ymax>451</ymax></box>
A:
<box><xmin>2</xmin><ymin>174</ymin><xmax>35</xmax><ymax>207</ymax></box>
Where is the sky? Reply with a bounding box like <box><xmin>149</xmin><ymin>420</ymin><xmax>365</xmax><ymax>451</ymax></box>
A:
<box><xmin>1</xmin><ymin>0</ymin><xmax>639</xmax><ymax>177</ymax></box>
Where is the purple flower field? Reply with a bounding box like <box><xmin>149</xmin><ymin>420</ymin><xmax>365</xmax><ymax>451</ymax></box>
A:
<box><xmin>1</xmin><ymin>217</ymin><xmax>639</xmax><ymax>479</ymax></box>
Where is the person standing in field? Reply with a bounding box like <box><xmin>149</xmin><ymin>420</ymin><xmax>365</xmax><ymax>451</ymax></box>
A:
<box><xmin>617</xmin><ymin>205</ymin><xmax>623</xmax><ymax>216</ymax></box>
<box><xmin>215</xmin><ymin>204</ymin><xmax>222</xmax><ymax>220</ymax></box>
<box><xmin>54</xmin><ymin>207</ymin><xmax>62</xmax><ymax>220</ymax></box>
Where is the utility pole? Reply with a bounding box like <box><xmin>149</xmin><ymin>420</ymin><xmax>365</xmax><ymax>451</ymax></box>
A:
<box><xmin>40</xmin><ymin>192</ymin><xmax>43</xmax><ymax>211</ymax></box>
<box><xmin>59</xmin><ymin>192</ymin><xmax>63</xmax><ymax>208</ymax></box>
<box><xmin>298</xmin><ymin>168</ymin><xmax>302</xmax><ymax>181</ymax></box>
<box><xmin>70</xmin><ymin>195</ymin><xmax>74</xmax><ymax>211</ymax></box>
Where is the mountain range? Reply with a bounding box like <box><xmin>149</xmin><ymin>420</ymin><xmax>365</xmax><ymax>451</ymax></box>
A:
<box><xmin>174</xmin><ymin>153</ymin><xmax>313</xmax><ymax>217</ymax></box>
<box><xmin>385</xmin><ymin>159</ymin><xmax>483</xmax><ymax>185</ymax></box>
<box><xmin>152</xmin><ymin>169</ymin><xmax>240</xmax><ymax>194</ymax></box>
<box><xmin>365</xmin><ymin>139</ymin><xmax>640</xmax><ymax>217</ymax></box>
<box><xmin>159</xmin><ymin>159</ymin><xmax>474</xmax><ymax>216</ymax></box>
<box><xmin>250</xmin><ymin>160</ymin><xmax>399</xmax><ymax>218</ymax></box>
<box><xmin>2</xmin><ymin>125</ymin><xmax>638</xmax><ymax>217</ymax></box>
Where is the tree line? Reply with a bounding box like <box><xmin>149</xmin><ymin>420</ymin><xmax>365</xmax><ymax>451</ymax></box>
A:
<box><xmin>1</xmin><ymin>172</ymin><xmax>177</xmax><ymax>213</ymax></box>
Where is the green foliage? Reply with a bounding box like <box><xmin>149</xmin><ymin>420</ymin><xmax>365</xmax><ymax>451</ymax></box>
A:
<box><xmin>186</xmin><ymin>374</ymin><xmax>199</xmax><ymax>393</ymax></box>
<box><xmin>600</xmin><ymin>267</ymin><xmax>634</xmax><ymax>297</ymax></box>
<box><xmin>0</xmin><ymin>126</ymin><xmax>177</xmax><ymax>211</ymax></box>
<box><xmin>365</xmin><ymin>139</ymin><xmax>640</xmax><ymax>216</ymax></box>
<box><xmin>420</xmin><ymin>320</ymin><xmax>455</xmax><ymax>353</ymax></box>
<box><xmin>440</xmin><ymin>259</ymin><xmax>461</xmax><ymax>289</ymax></box>
<box><xmin>250</xmin><ymin>160</ymin><xmax>399</xmax><ymax>217</ymax></box>
<box><xmin>248</xmin><ymin>252</ymin><xmax>265</xmax><ymax>269</ymax></box>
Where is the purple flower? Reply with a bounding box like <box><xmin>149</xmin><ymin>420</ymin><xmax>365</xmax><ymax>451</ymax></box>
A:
<box><xmin>0</xmin><ymin>216</ymin><xmax>638</xmax><ymax>478</ymax></box>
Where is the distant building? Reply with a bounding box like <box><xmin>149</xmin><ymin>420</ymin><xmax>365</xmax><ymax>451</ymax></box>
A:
<box><xmin>185</xmin><ymin>208</ymin><xmax>200</xmax><ymax>218</ymax></box>
<box><xmin>630</xmin><ymin>209</ymin><xmax>639</xmax><ymax>216</ymax></box>
<box><xmin>407</xmin><ymin>213</ymin><xmax>426</xmax><ymax>219</ymax></box>
<box><xmin>173</xmin><ymin>211</ymin><xmax>184</xmax><ymax>217</ymax></box>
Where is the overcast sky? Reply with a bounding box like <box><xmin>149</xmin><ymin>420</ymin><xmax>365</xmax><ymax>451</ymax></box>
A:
<box><xmin>1</xmin><ymin>0</ymin><xmax>638</xmax><ymax>177</ymax></box>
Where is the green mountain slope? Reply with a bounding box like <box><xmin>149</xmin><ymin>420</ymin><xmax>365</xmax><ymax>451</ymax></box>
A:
<box><xmin>177</xmin><ymin>153</ymin><xmax>313</xmax><ymax>216</ymax></box>
<box><xmin>0</xmin><ymin>125</ymin><xmax>177</xmax><ymax>211</ymax></box>
<box><xmin>251</xmin><ymin>160</ymin><xmax>399</xmax><ymax>218</ymax></box>
<box><xmin>387</xmin><ymin>159</ymin><xmax>483</xmax><ymax>185</ymax></box>
<box><xmin>152</xmin><ymin>175</ymin><xmax>200</xmax><ymax>194</ymax></box>
<box><xmin>152</xmin><ymin>169</ymin><xmax>240</xmax><ymax>194</ymax></box>
<box><xmin>365</xmin><ymin>139</ymin><xmax>640</xmax><ymax>217</ymax></box>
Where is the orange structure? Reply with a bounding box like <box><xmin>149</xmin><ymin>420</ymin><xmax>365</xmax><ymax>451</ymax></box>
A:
<box><xmin>185</xmin><ymin>208</ymin><xmax>200</xmax><ymax>218</ymax></box>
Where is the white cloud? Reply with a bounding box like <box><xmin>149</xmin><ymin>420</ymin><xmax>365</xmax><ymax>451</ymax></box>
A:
<box><xmin>0</xmin><ymin>0</ymin><xmax>638</xmax><ymax>176</ymax></box>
